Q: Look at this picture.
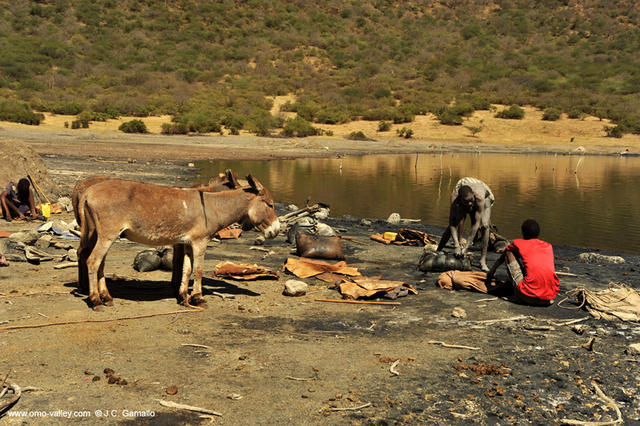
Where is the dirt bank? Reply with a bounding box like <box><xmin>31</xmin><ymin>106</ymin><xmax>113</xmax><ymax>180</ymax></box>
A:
<box><xmin>1</xmin><ymin>103</ymin><xmax>640</xmax><ymax>163</ymax></box>
<box><xmin>1</xmin><ymin>158</ymin><xmax>639</xmax><ymax>424</ymax></box>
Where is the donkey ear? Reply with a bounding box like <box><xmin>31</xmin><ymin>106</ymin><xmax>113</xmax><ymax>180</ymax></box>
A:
<box><xmin>246</xmin><ymin>175</ymin><xmax>264</xmax><ymax>193</ymax></box>
<box><xmin>225</xmin><ymin>169</ymin><xmax>241</xmax><ymax>189</ymax></box>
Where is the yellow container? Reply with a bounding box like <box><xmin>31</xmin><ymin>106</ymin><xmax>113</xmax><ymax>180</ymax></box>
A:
<box><xmin>41</xmin><ymin>203</ymin><xmax>51</xmax><ymax>218</ymax></box>
<box><xmin>383</xmin><ymin>232</ymin><xmax>397</xmax><ymax>241</ymax></box>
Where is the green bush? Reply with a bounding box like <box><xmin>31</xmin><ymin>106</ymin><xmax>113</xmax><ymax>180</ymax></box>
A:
<box><xmin>50</xmin><ymin>102</ymin><xmax>84</xmax><ymax>115</ymax></box>
<box><xmin>174</xmin><ymin>111</ymin><xmax>221</xmax><ymax>133</ymax></box>
<box><xmin>377</xmin><ymin>121</ymin><xmax>392</xmax><ymax>132</ymax></box>
<box><xmin>70</xmin><ymin>119</ymin><xmax>88</xmax><ymax>129</ymax></box>
<box><xmin>347</xmin><ymin>131</ymin><xmax>368</xmax><ymax>140</ymax></box>
<box><xmin>397</xmin><ymin>127</ymin><xmax>414</xmax><ymax>138</ymax></box>
<box><xmin>437</xmin><ymin>109</ymin><xmax>463</xmax><ymax>125</ymax></box>
<box><xmin>0</xmin><ymin>100</ymin><xmax>44</xmax><ymax>125</ymax></box>
<box><xmin>119</xmin><ymin>119</ymin><xmax>148</xmax><ymax>133</ymax></box>
<box><xmin>161</xmin><ymin>122</ymin><xmax>188</xmax><ymax>135</ymax></box>
<box><xmin>495</xmin><ymin>105</ymin><xmax>525</xmax><ymax>119</ymax></box>
<box><xmin>542</xmin><ymin>107</ymin><xmax>562</xmax><ymax>121</ymax></box>
<box><xmin>281</xmin><ymin>117</ymin><xmax>321</xmax><ymax>137</ymax></box>
<box><xmin>604</xmin><ymin>125</ymin><xmax>624</xmax><ymax>138</ymax></box>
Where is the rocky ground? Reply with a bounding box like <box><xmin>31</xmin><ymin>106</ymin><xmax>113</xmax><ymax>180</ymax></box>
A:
<box><xmin>1</xmin><ymin>155</ymin><xmax>639</xmax><ymax>425</ymax></box>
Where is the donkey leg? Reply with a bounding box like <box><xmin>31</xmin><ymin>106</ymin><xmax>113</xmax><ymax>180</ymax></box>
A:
<box><xmin>188</xmin><ymin>241</ymin><xmax>208</xmax><ymax>307</ymax></box>
<box><xmin>77</xmin><ymin>228</ymin><xmax>96</xmax><ymax>293</ymax></box>
<box><xmin>87</xmin><ymin>238</ymin><xmax>115</xmax><ymax>311</ymax></box>
<box><xmin>98</xmin><ymin>256</ymin><xmax>113</xmax><ymax>306</ymax></box>
<box><xmin>178</xmin><ymin>247</ymin><xmax>193</xmax><ymax>306</ymax></box>
<box><xmin>171</xmin><ymin>244</ymin><xmax>185</xmax><ymax>295</ymax></box>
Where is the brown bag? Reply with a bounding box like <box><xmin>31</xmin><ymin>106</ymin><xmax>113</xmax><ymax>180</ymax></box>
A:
<box><xmin>295</xmin><ymin>232</ymin><xmax>344</xmax><ymax>260</ymax></box>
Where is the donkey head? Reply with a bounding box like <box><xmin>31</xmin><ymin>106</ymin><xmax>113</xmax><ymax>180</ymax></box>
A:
<box><xmin>242</xmin><ymin>175</ymin><xmax>280</xmax><ymax>239</ymax></box>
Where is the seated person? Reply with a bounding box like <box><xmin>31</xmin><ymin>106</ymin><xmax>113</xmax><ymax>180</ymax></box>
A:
<box><xmin>485</xmin><ymin>219</ymin><xmax>560</xmax><ymax>306</ymax></box>
<box><xmin>1</xmin><ymin>178</ymin><xmax>36</xmax><ymax>222</ymax></box>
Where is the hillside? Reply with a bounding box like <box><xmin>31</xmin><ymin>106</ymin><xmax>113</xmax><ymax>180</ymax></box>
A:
<box><xmin>1</xmin><ymin>0</ymin><xmax>639</xmax><ymax>137</ymax></box>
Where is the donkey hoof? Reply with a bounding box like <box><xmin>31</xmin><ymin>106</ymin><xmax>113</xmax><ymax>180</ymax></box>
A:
<box><xmin>190</xmin><ymin>294</ymin><xmax>208</xmax><ymax>307</ymax></box>
<box><xmin>92</xmin><ymin>304</ymin><xmax>105</xmax><ymax>312</ymax></box>
<box><xmin>104</xmin><ymin>299</ymin><xmax>114</xmax><ymax>307</ymax></box>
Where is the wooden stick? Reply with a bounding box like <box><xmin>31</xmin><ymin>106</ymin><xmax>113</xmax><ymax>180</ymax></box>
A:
<box><xmin>285</xmin><ymin>376</ymin><xmax>315</xmax><ymax>381</ymax></box>
<box><xmin>560</xmin><ymin>382</ymin><xmax>623</xmax><ymax>425</ymax></box>
<box><xmin>279</xmin><ymin>204</ymin><xmax>319</xmax><ymax>221</ymax></box>
<box><xmin>180</xmin><ymin>343</ymin><xmax>210</xmax><ymax>350</ymax></box>
<box><xmin>27</xmin><ymin>174</ymin><xmax>50</xmax><ymax>204</ymax></box>
<box><xmin>0</xmin><ymin>291</ymin><xmax>69</xmax><ymax>299</ymax></box>
<box><xmin>155</xmin><ymin>399</ymin><xmax>222</xmax><ymax>417</ymax></box>
<box><xmin>389</xmin><ymin>360</ymin><xmax>400</xmax><ymax>376</ymax></box>
<box><xmin>556</xmin><ymin>271</ymin><xmax>579</xmax><ymax>277</ymax></box>
<box><xmin>329</xmin><ymin>402</ymin><xmax>372</xmax><ymax>412</ymax></box>
<box><xmin>181</xmin><ymin>344</ymin><xmax>211</xmax><ymax>349</ymax></box>
<box><xmin>0</xmin><ymin>308</ymin><xmax>203</xmax><ymax>331</ymax></box>
<box><xmin>428</xmin><ymin>340</ymin><xmax>480</xmax><ymax>350</ymax></box>
<box><xmin>472</xmin><ymin>315</ymin><xmax>529</xmax><ymax>324</ymax></box>
<box><xmin>0</xmin><ymin>371</ymin><xmax>9</xmax><ymax>389</ymax></box>
<box><xmin>338</xmin><ymin>236</ymin><xmax>368</xmax><ymax>246</ymax></box>
<box><xmin>315</xmin><ymin>299</ymin><xmax>400</xmax><ymax>306</ymax></box>
<box><xmin>54</xmin><ymin>262</ymin><xmax>78</xmax><ymax>269</ymax></box>
<box><xmin>0</xmin><ymin>383</ymin><xmax>21</xmax><ymax>416</ymax></box>
<box><xmin>550</xmin><ymin>317</ymin><xmax>589</xmax><ymax>326</ymax></box>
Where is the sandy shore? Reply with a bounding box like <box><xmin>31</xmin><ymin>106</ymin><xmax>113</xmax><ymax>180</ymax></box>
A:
<box><xmin>2</xmin><ymin>104</ymin><xmax>640</xmax><ymax>162</ymax></box>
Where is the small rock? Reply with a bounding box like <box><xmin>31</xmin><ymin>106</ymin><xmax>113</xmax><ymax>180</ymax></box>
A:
<box><xmin>283</xmin><ymin>279</ymin><xmax>308</xmax><ymax>297</ymax></box>
<box><xmin>452</xmin><ymin>307</ymin><xmax>467</xmax><ymax>319</ymax></box>
<box><xmin>35</xmin><ymin>235</ymin><xmax>52</xmax><ymax>250</ymax></box>
<box><xmin>315</xmin><ymin>223</ymin><xmax>336</xmax><ymax>237</ymax></box>
<box><xmin>254</xmin><ymin>235</ymin><xmax>265</xmax><ymax>245</ymax></box>
<box><xmin>67</xmin><ymin>248</ymin><xmax>78</xmax><ymax>262</ymax></box>
<box><xmin>92</xmin><ymin>376</ymin><xmax>100</xmax><ymax>382</ymax></box>
<box><xmin>571</xmin><ymin>325</ymin><xmax>585</xmax><ymax>335</ymax></box>
<box><xmin>359</xmin><ymin>219</ymin><xmax>372</xmax><ymax>227</ymax></box>
<box><xmin>626</xmin><ymin>343</ymin><xmax>640</xmax><ymax>356</ymax></box>
<box><xmin>9</xmin><ymin>230</ymin><xmax>39</xmax><ymax>245</ymax></box>
<box><xmin>578</xmin><ymin>252</ymin><xmax>625</xmax><ymax>264</ymax></box>
<box><xmin>287</xmin><ymin>204</ymin><xmax>299</xmax><ymax>212</ymax></box>
<box><xmin>596</xmin><ymin>327</ymin><xmax>608</xmax><ymax>336</ymax></box>
<box><xmin>166</xmin><ymin>386</ymin><xmax>178</xmax><ymax>395</ymax></box>
<box><xmin>386</xmin><ymin>213</ymin><xmax>401</xmax><ymax>225</ymax></box>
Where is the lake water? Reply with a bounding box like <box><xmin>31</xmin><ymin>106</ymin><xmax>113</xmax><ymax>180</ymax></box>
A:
<box><xmin>195</xmin><ymin>153</ymin><xmax>640</xmax><ymax>254</ymax></box>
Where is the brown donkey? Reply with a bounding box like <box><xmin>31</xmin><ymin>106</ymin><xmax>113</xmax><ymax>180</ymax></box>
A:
<box><xmin>72</xmin><ymin>171</ymin><xmax>244</xmax><ymax>293</ymax></box>
<box><xmin>79</xmin><ymin>175</ymin><xmax>280</xmax><ymax>310</ymax></box>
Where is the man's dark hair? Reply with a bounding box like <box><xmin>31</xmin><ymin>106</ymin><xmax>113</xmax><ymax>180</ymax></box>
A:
<box><xmin>457</xmin><ymin>185</ymin><xmax>473</xmax><ymax>198</ymax></box>
<box><xmin>17</xmin><ymin>178</ymin><xmax>30</xmax><ymax>196</ymax></box>
<box><xmin>521</xmin><ymin>219</ymin><xmax>540</xmax><ymax>239</ymax></box>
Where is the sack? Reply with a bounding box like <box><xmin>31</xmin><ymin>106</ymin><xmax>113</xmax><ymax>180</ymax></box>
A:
<box><xmin>418</xmin><ymin>251</ymin><xmax>471</xmax><ymax>272</ymax></box>
<box><xmin>562</xmin><ymin>284</ymin><xmax>640</xmax><ymax>321</ymax></box>
<box><xmin>133</xmin><ymin>249</ymin><xmax>162</xmax><ymax>272</ymax></box>
<box><xmin>295</xmin><ymin>232</ymin><xmax>344</xmax><ymax>260</ymax></box>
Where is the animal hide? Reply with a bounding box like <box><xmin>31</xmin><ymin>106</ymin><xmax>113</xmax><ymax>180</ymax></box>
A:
<box><xmin>295</xmin><ymin>232</ymin><xmax>344</xmax><ymax>260</ymax></box>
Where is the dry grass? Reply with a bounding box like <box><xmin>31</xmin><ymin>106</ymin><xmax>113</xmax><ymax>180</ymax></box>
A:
<box><xmin>1</xmin><ymin>98</ymin><xmax>639</xmax><ymax>152</ymax></box>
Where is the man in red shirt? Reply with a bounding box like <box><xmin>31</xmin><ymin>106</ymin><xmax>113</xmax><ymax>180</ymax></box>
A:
<box><xmin>485</xmin><ymin>219</ymin><xmax>560</xmax><ymax>305</ymax></box>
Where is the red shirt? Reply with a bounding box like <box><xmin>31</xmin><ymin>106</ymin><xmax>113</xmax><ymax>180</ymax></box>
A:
<box><xmin>506</xmin><ymin>238</ymin><xmax>560</xmax><ymax>301</ymax></box>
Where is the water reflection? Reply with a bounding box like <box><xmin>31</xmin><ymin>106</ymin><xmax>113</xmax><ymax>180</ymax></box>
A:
<box><xmin>196</xmin><ymin>153</ymin><xmax>640</xmax><ymax>254</ymax></box>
